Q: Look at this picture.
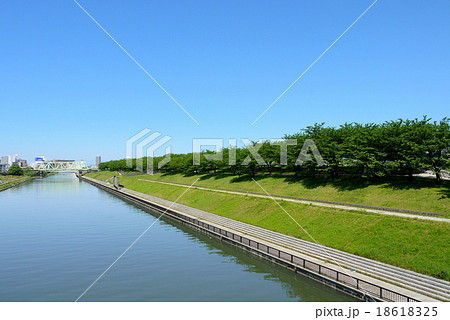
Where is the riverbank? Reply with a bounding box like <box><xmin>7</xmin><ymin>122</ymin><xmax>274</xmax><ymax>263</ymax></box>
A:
<box><xmin>0</xmin><ymin>176</ymin><xmax>33</xmax><ymax>192</ymax></box>
<box><xmin>86</xmin><ymin>171</ymin><xmax>450</xmax><ymax>281</ymax></box>
<box><xmin>81</xmin><ymin>175</ymin><xmax>449</xmax><ymax>301</ymax></box>
<box><xmin>131</xmin><ymin>179</ymin><xmax>449</xmax><ymax>222</ymax></box>
<box><xmin>89</xmin><ymin>171</ymin><xmax>450</xmax><ymax>216</ymax></box>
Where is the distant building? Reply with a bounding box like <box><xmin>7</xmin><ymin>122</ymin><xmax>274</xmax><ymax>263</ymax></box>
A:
<box><xmin>1</xmin><ymin>154</ymin><xmax>18</xmax><ymax>165</ymax></box>
<box><xmin>12</xmin><ymin>159</ymin><xmax>28</xmax><ymax>168</ymax></box>
<box><xmin>0</xmin><ymin>154</ymin><xmax>25</xmax><ymax>172</ymax></box>
<box><xmin>0</xmin><ymin>164</ymin><xmax>8</xmax><ymax>173</ymax></box>
<box><xmin>30</xmin><ymin>156</ymin><xmax>46</xmax><ymax>169</ymax></box>
<box><xmin>1</xmin><ymin>154</ymin><xmax>17</xmax><ymax>172</ymax></box>
<box><xmin>96</xmin><ymin>156</ymin><xmax>101</xmax><ymax>167</ymax></box>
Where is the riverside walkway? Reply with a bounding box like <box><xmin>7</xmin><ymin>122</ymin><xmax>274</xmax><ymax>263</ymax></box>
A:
<box><xmin>137</xmin><ymin>179</ymin><xmax>449</xmax><ymax>223</ymax></box>
<box><xmin>81</xmin><ymin>176</ymin><xmax>450</xmax><ymax>301</ymax></box>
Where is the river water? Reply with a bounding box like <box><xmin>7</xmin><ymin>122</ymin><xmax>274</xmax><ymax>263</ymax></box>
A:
<box><xmin>0</xmin><ymin>174</ymin><xmax>356</xmax><ymax>301</ymax></box>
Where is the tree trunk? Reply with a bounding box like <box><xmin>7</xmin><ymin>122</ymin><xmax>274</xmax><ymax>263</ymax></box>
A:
<box><xmin>408</xmin><ymin>168</ymin><xmax>413</xmax><ymax>181</ymax></box>
<box><xmin>332</xmin><ymin>165</ymin><xmax>339</xmax><ymax>179</ymax></box>
<box><xmin>294</xmin><ymin>165</ymin><xmax>300</xmax><ymax>176</ymax></box>
<box><xmin>435</xmin><ymin>171</ymin><xmax>441</xmax><ymax>184</ymax></box>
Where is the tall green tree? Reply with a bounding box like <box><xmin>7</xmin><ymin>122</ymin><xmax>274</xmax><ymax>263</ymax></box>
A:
<box><xmin>7</xmin><ymin>165</ymin><xmax>23</xmax><ymax>176</ymax></box>
<box><xmin>422</xmin><ymin>118</ymin><xmax>450</xmax><ymax>183</ymax></box>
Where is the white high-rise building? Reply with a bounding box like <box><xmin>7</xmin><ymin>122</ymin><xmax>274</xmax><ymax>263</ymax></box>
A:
<box><xmin>0</xmin><ymin>154</ymin><xmax>19</xmax><ymax>172</ymax></box>
<box><xmin>1</xmin><ymin>154</ymin><xmax>18</xmax><ymax>165</ymax></box>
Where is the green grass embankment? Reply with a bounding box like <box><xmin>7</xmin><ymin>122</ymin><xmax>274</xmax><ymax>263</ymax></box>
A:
<box><xmin>87</xmin><ymin>171</ymin><xmax>450</xmax><ymax>216</ymax></box>
<box><xmin>0</xmin><ymin>175</ymin><xmax>32</xmax><ymax>191</ymax></box>
<box><xmin>86</xmin><ymin>171</ymin><xmax>450</xmax><ymax>280</ymax></box>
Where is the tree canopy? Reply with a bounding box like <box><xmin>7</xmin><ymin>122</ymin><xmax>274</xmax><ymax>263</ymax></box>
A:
<box><xmin>6</xmin><ymin>165</ymin><xmax>24</xmax><ymax>176</ymax></box>
<box><xmin>99</xmin><ymin>117</ymin><xmax>450</xmax><ymax>182</ymax></box>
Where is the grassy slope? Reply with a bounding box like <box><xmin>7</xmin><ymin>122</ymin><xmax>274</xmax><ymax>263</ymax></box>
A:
<box><xmin>87</xmin><ymin>171</ymin><xmax>115</xmax><ymax>181</ymax></box>
<box><xmin>87</xmin><ymin>171</ymin><xmax>450</xmax><ymax>280</ymax></box>
<box><xmin>0</xmin><ymin>175</ymin><xmax>26</xmax><ymax>182</ymax></box>
<box><xmin>88</xmin><ymin>171</ymin><xmax>450</xmax><ymax>216</ymax></box>
<box><xmin>0</xmin><ymin>175</ymin><xmax>30</xmax><ymax>191</ymax></box>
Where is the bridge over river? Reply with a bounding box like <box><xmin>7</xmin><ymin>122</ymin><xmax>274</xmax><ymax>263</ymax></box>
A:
<box><xmin>33</xmin><ymin>160</ymin><xmax>89</xmax><ymax>173</ymax></box>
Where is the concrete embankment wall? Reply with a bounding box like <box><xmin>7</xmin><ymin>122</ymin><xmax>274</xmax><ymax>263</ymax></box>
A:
<box><xmin>80</xmin><ymin>175</ymin><xmax>432</xmax><ymax>302</ymax></box>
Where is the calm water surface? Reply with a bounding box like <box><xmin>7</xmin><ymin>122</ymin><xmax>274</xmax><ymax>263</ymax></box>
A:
<box><xmin>0</xmin><ymin>174</ymin><xmax>356</xmax><ymax>301</ymax></box>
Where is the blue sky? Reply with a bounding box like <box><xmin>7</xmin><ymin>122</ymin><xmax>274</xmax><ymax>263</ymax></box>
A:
<box><xmin>1</xmin><ymin>0</ymin><xmax>449</xmax><ymax>164</ymax></box>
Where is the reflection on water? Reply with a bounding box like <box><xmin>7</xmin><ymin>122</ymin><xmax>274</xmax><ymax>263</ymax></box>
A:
<box><xmin>170</xmin><ymin>224</ymin><xmax>354</xmax><ymax>302</ymax></box>
<box><xmin>0</xmin><ymin>174</ymin><xmax>356</xmax><ymax>301</ymax></box>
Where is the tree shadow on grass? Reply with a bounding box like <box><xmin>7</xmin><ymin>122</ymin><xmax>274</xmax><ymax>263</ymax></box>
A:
<box><xmin>161</xmin><ymin>172</ymin><xmax>203</xmax><ymax>178</ymax></box>
<box><xmin>161</xmin><ymin>171</ymin><xmax>450</xmax><ymax>199</ymax></box>
<box><xmin>230</xmin><ymin>174</ymin><xmax>371</xmax><ymax>191</ymax></box>
<box><xmin>229</xmin><ymin>174</ymin><xmax>450</xmax><ymax>197</ymax></box>
<box><xmin>197</xmin><ymin>173</ymin><xmax>234</xmax><ymax>181</ymax></box>
<box><xmin>380</xmin><ymin>177</ymin><xmax>450</xmax><ymax>199</ymax></box>
<box><xmin>438</xmin><ymin>189</ymin><xmax>450</xmax><ymax>200</ymax></box>
<box><xmin>160</xmin><ymin>172</ymin><xmax>183</xmax><ymax>177</ymax></box>
<box><xmin>161</xmin><ymin>172</ymin><xmax>234</xmax><ymax>182</ymax></box>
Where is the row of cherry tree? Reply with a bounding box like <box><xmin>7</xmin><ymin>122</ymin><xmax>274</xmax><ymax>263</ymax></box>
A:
<box><xmin>99</xmin><ymin>117</ymin><xmax>450</xmax><ymax>182</ymax></box>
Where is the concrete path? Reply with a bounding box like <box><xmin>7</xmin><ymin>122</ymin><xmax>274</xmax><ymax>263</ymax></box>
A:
<box><xmin>137</xmin><ymin>179</ymin><xmax>449</xmax><ymax>223</ymax></box>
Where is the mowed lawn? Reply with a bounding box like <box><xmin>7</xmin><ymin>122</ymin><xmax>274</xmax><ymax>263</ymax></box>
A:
<box><xmin>0</xmin><ymin>175</ymin><xmax>29</xmax><ymax>191</ymax></box>
<box><xmin>0</xmin><ymin>175</ymin><xmax>26</xmax><ymax>182</ymax></box>
<box><xmin>88</xmin><ymin>171</ymin><xmax>450</xmax><ymax>216</ymax></box>
<box><xmin>87</xmin><ymin>171</ymin><xmax>450</xmax><ymax>280</ymax></box>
